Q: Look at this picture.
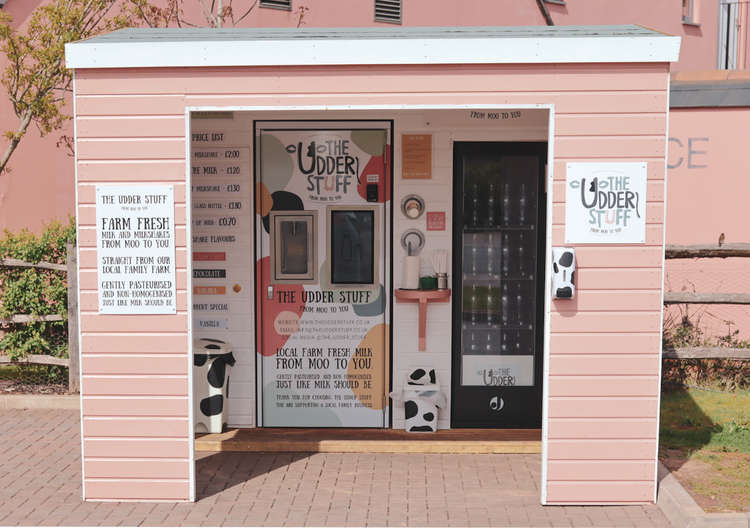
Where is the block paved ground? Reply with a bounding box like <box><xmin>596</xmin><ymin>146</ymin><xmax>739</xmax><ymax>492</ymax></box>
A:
<box><xmin>0</xmin><ymin>409</ymin><xmax>671</xmax><ymax>526</ymax></box>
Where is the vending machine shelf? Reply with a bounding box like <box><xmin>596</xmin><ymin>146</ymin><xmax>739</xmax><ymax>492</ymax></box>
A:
<box><xmin>394</xmin><ymin>288</ymin><xmax>452</xmax><ymax>351</ymax></box>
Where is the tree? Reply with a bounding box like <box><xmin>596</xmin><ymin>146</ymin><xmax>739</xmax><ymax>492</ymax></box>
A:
<box><xmin>127</xmin><ymin>0</ymin><xmax>309</xmax><ymax>29</ymax></box>
<box><xmin>0</xmin><ymin>0</ymin><xmax>130</xmax><ymax>176</ymax></box>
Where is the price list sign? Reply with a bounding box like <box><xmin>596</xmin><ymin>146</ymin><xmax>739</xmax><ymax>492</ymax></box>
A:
<box><xmin>190</xmin><ymin>144</ymin><xmax>251</xmax><ymax>335</ymax></box>
<box><xmin>96</xmin><ymin>185</ymin><xmax>176</xmax><ymax>314</ymax></box>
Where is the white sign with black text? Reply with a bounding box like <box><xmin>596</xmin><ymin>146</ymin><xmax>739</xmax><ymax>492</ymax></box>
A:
<box><xmin>96</xmin><ymin>185</ymin><xmax>176</xmax><ymax>314</ymax></box>
<box><xmin>565</xmin><ymin>162</ymin><xmax>647</xmax><ymax>244</ymax></box>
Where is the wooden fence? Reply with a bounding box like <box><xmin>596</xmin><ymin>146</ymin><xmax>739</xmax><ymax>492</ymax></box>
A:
<box><xmin>664</xmin><ymin>243</ymin><xmax>750</xmax><ymax>360</ymax></box>
<box><xmin>0</xmin><ymin>243</ymin><xmax>79</xmax><ymax>392</ymax></box>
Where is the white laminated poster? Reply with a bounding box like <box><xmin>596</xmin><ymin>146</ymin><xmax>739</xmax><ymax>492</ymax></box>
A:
<box><xmin>565</xmin><ymin>162</ymin><xmax>647</xmax><ymax>244</ymax></box>
<box><xmin>96</xmin><ymin>185</ymin><xmax>176</xmax><ymax>314</ymax></box>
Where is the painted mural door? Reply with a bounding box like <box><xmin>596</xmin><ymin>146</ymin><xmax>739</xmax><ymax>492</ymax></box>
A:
<box><xmin>451</xmin><ymin>142</ymin><xmax>546</xmax><ymax>428</ymax></box>
<box><xmin>255</xmin><ymin>123</ymin><xmax>391</xmax><ymax>428</ymax></box>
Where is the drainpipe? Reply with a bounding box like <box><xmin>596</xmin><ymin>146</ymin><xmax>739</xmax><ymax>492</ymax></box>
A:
<box><xmin>535</xmin><ymin>0</ymin><xmax>554</xmax><ymax>26</ymax></box>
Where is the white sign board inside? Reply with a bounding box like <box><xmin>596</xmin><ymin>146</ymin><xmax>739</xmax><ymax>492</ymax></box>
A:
<box><xmin>462</xmin><ymin>355</ymin><xmax>534</xmax><ymax>387</ymax></box>
<box><xmin>565</xmin><ymin>162</ymin><xmax>648</xmax><ymax>244</ymax></box>
<box><xmin>96</xmin><ymin>185</ymin><xmax>176</xmax><ymax>314</ymax></box>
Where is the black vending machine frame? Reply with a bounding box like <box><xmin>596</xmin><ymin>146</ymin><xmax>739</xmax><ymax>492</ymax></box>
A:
<box><xmin>450</xmin><ymin>141</ymin><xmax>547</xmax><ymax>429</ymax></box>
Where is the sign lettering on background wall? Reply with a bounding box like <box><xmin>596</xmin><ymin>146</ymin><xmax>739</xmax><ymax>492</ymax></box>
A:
<box><xmin>668</xmin><ymin>137</ymin><xmax>709</xmax><ymax>169</ymax></box>
<box><xmin>96</xmin><ymin>185</ymin><xmax>176</xmax><ymax>314</ymax></box>
<box><xmin>565</xmin><ymin>162</ymin><xmax>647</xmax><ymax>244</ymax></box>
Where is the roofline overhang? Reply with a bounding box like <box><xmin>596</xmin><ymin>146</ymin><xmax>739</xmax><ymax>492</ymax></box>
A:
<box><xmin>65</xmin><ymin>29</ymin><xmax>681</xmax><ymax>69</ymax></box>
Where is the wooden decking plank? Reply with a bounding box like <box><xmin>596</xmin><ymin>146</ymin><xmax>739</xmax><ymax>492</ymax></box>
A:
<box><xmin>195</xmin><ymin>428</ymin><xmax>542</xmax><ymax>453</ymax></box>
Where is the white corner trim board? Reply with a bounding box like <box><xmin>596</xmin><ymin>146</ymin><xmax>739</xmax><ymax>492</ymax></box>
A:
<box><xmin>65</xmin><ymin>35</ymin><xmax>681</xmax><ymax>69</ymax></box>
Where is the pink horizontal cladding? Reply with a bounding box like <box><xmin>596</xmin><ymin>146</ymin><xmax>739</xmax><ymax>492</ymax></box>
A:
<box><xmin>84</xmin><ymin>438</ymin><xmax>190</xmax><ymax>458</ymax></box>
<box><xmin>84</xmin><ymin>480</ymin><xmax>190</xmax><ymax>501</ymax></box>
<box><xmin>82</xmin><ymin>376</ymin><xmax>188</xmax><ymax>396</ymax></box>
<box><xmin>74</xmin><ymin>61</ymin><xmax>669</xmax><ymax>504</ymax></box>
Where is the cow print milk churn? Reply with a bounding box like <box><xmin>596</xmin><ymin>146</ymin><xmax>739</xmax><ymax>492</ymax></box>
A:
<box><xmin>390</xmin><ymin>367</ymin><xmax>447</xmax><ymax>432</ymax></box>
<box><xmin>193</xmin><ymin>338</ymin><xmax>236</xmax><ymax>433</ymax></box>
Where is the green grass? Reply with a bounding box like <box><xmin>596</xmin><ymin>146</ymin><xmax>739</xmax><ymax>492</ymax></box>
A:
<box><xmin>660</xmin><ymin>388</ymin><xmax>750</xmax><ymax>453</ymax></box>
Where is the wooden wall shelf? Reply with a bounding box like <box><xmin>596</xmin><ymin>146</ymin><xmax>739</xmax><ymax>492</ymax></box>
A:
<box><xmin>394</xmin><ymin>289</ymin><xmax>451</xmax><ymax>351</ymax></box>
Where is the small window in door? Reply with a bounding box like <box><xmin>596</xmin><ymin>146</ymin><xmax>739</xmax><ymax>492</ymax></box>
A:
<box><xmin>270</xmin><ymin>211</ymin><xmax>317</xmax><ymax>283</ymax></box>
<box><xmin>329</xmin><ymin>208</ymin><xmax>377</xmax><ymax>285</ymax></box>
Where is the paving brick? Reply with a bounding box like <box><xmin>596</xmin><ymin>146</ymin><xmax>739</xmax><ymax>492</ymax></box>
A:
<box><xmin>0</xmin><ymin>409</ymin><xmax>673</xmax><ymax>527</ymax></box>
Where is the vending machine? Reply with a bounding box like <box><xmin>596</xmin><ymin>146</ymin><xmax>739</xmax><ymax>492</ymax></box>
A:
<box><xmin>451</xmin><ymin>142</ymin><xmax>547</xmax><ymax>428</ymax></box>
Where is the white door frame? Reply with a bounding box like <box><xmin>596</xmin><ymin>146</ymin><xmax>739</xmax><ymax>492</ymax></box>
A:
<box><xmin>185</xmin><ymin>103</ymin><xmax>555</xmax><ymax>504</ymax></box>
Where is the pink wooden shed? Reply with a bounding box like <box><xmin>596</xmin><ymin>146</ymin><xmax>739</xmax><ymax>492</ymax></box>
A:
<box><xmin>65</xmin><ymin>25</ymin><xmax>680</xmax><ymax>504</ymax></box>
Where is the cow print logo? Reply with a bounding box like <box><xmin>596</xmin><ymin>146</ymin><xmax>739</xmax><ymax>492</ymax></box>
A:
<box><xmin>489</xmin><ymin>396</ymin><xmax>504</xmax><ymax>411</ymax></box>
<box><xmin>552</xmin><ymin>247</ymin><xmax>575</xmax><ymax>299</ymax></box>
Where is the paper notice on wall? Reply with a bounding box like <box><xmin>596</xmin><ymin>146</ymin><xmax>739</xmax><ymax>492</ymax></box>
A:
<box><xmin>96</xmin><ymin>185</ymin><xmax>176</xmax><ymax>314</ymax></box>
<box><xmin>402</xmin><ymin>134</ymin><xmax>432</xmax><ymax>179</ymax></box>
<box><xmin>565</xmin><ymin>162</ymin><xmax>648</xmax><ymax>244</ymax></box>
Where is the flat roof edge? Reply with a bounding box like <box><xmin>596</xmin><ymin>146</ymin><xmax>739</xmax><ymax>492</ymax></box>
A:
<box><xmin>65</xmin><ymin>35</ymin><xmax>681</xmax><ymax>69</ymax></box>
<box><xmin>670</xmin><ymin>81</ymin><xmax>750</xmax><ymax>108</ymax></box>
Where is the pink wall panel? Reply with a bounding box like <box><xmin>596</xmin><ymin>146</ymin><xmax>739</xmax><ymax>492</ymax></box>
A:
<box><xmin>548</xmin><ymin>418</ymin><xmax>658</xmax><ymax>439</ymax></box>
<box><xmin>552</xmin><ymin>225</ymin><xmax>664</xmax><ymax>247</ymax></box>
<box><xmin>552</xmin><ymin>291</ymin><xmax>663</xmax><ymax>313</ymax></box>
<box><xmin>84</xmin><ymin>439</ymin><xmax>190</xmax><ymax>459</ymax></box>
<box><xmin>83</xmin><ymin>397</ymin><xmax>189</xmax><ymax>416</ymax></box>
<box><xmin>666</xmin><ymin>108</ymin><xmax>750</xmax><ymax>339</ymax></box>
<box><xmin>546</xmin><ymin>482</ymin><xmax>654</xmax><ymax>504</ymax></box>
<box><xmin>82</xmin><ymin>376</ymin><xmax>188</xmax><ymax>396</ymax></box>
<box><xmin>78</xmin><ymin>161</ymin><xmax>187</xmax><ymax>182</ymax></box>
<box><xmin>549</xmin><ymin>355</ymin><xmax>659</xmax><ymax>376</ymax></box>
<box><xmin>547</xmin><ymin>439</ymin><xmax>656</xmax><ymax>460</ymax></box>
<box><xmin>549</xmin><ymin>376</ymin><xmax>659</xmax><ymax>397</ymax></box>
<box><xmin>551</xmin><ymin>333</ymin><xmax>662</xmax><ymax>355</ymax></box>
<box><xmin>74</xmin><ymin>61</ymin><xmax>668</xmax><ymax>503</ymax></box>
<box><xmin>83</xmin><ymin>417</ymin><xmax>189</xmax><ymax>437</ymax></box>
<box><xmin>84</xmin><ymin>481</ymin><xmax>190</xmax><ymax>501</ymax></box>
<box><xmin>73</xmin><ymin>64</ymin><xmax>669</xmax><ymax>96</ymax></box>
<box><xmin>555</xmin><ymin>114</ymin><xmax>667</xmax><ymax>136</ymax></box>
<box><xmin>81</xmin><ymin>335</ymin><xmax>188</xmax><ymax>354</ymax></box>
<box><xmin>548</xmin><ymin>397</ymin><xmax>659</xmax><ymax>418</ymax></box>
<box><xmin>77</xmin><ymin>116</ymin><xmax>186</xmax><ymax>138</ymax></box>
<box><xmin>85</xmin><ymin>460</ymin><xmax>190</xmax><ymax>480</ymax></box>
<box><xmin>547</xmin><ymin>460</ymin><xmax>654</xmax><ymax>481</ymax></box>
<box><xmin>82</xmin><ymin>356</ymin><xmax>189</xmax><ymax>376</ymax></box>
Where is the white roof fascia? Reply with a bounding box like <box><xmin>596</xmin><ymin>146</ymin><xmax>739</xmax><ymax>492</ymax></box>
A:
<box><xmin>65</xmin><ymin>35</ymin><xmax>681</xmax><ymax>69</ymax></box>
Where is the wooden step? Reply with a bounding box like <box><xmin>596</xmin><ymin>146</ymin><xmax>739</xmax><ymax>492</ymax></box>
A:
<box><xmin>195</xmin><ymin>427</ymin><xmax>542</xmax><ymax>453</ymax></box>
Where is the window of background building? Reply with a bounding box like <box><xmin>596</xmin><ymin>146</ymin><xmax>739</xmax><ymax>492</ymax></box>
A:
<box><xmin>718</xmin><ymin>0</ymin><xmax>747</xmax><ymax>69</ymax></box>
<box><xmin>260</xmin><ymin>0</ymin><xmax>292</xmax><ymax>11</ymax></box>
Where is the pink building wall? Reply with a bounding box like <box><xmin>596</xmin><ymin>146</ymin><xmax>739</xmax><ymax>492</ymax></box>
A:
<box><xmin>74</xmin><ymin>60</ymin><xmax>669</xmax><ymax>503</ymax></box>
<box><xmin>665</xmin><ymin>106</ymin><xmax>750</xmax><ymax>340</ymax></box>
<box><xmin>0</xmin><ymin>0</ymin><xmax>720</xmax><ymax>233</ymax></box>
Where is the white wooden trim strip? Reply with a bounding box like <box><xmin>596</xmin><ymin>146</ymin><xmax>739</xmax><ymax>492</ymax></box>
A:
<box><xmin>65</xmin><ymin>36</ymin><xmax>680</xmax><ymax>69</ymax></box>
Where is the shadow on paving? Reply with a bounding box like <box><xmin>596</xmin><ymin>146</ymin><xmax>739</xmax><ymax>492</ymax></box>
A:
<box><xmin>659</xmin><ymin>387</ymin><xmax>719</xmax><ymax>473</ymax></box>
<box><xmin>195</xmin><ymin>451</ymin><xmax>313</xmax><ymax>500</ymax></box>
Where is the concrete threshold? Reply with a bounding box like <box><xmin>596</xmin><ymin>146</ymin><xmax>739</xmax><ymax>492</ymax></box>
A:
<box><xmin>0</xmin><ymin>394</ymin><xmax>79</xmax><ymax>410</ymax></box>
<box><xmin>195</xmin><ymin>427</ymin><xmax>542</xmax><ymax>454</ymax></box>
<box><xmin>657</xmin><ymin>462</ymin><xmax>750</xmax><ymax>528</ymax></box>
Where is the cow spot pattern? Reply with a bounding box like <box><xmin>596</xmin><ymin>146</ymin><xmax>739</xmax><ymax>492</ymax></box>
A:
<box><xmin>200</xmin><ymin>394</ymin><xmax>224</xmax><ymax>416</ymax></box>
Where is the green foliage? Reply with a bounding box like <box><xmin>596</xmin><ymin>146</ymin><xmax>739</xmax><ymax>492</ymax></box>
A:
<box><xmin>662</xmin><ymin>309</ymin><xmax>750</xmax><ymax>391</ymax></box>
<box><xmin>0</xmin><ymin>219</ymin><xmax>75</xmax><ymax>360</ymax></box>
<box><xmin>0</xmin><ymin>0</ymin><xmax>131</xmax><ymax>174</ymax></box>
<box><xmin>662</xmin><ymin>358</ymin><xmax>749</xmax><ymax>392</ymax></box>
<box><xmin>660</xmin><ymin>388</ymin><xmax>750</xmax><ymax>454</ymax></box>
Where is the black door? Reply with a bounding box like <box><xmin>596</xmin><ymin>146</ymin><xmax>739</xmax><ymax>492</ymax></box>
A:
<box><xmin>451</xmin><ymin>142</ymin><xmax>546</xmax><ymax>428</ymax></box>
